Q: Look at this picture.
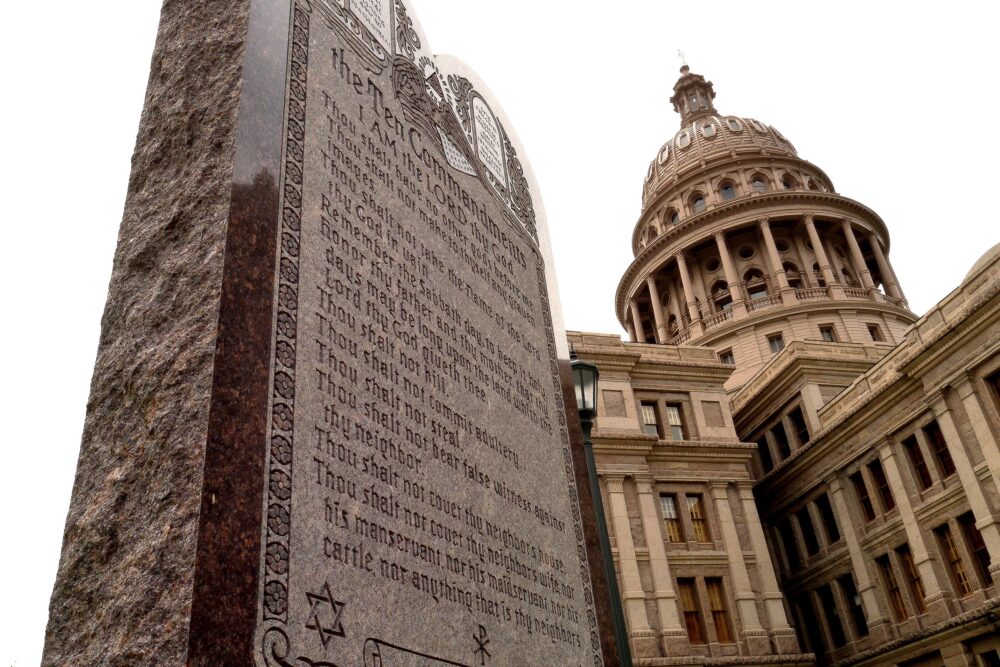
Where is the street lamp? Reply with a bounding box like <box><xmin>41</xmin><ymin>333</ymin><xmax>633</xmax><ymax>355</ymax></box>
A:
<box><xmin>571</xmin><ymin>350</ymin><xmax>633</xmax><ymax>667</ymax></box>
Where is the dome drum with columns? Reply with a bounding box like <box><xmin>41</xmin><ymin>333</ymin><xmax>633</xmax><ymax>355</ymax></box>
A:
<box><xmin>617</xmin><ymin>67</ymin><xmax>917</xmax><ymax>388</ymax></box>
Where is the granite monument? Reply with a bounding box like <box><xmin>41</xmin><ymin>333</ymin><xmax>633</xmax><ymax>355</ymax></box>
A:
<box><xmin>43</xmin><ymin>1</ymin><xmax>616</xmax><ymax>665</ymax></box>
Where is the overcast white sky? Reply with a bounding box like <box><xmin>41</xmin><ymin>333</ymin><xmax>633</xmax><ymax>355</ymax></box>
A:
<box><xmin>2</xmin><ymin>1</ymin><xmax>999</xmax><ymax>664</ymax></box>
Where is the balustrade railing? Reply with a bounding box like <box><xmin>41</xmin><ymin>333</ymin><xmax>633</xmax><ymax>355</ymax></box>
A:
<box><xmin>843</xmin><ymin>287</ymin><xmax>872</xmax><ymax>300</ymax></box>
<box><xmin>703</xmin><ymin>309</ymin><xmax>734</xmax><ymax>328</ymax></box>
<box><xmin>795</xmin><ymin>287</ymin><xmax>827</xmax><ymax>301</ymax></box>
<box><xmin>747</xmin><ymin>294</ymin><xmax>782</xmax><ymax>312</ymax></box>
<box><xmin>668</xmin><ymin>329</ymin><xmax>691</xmax><ymax>345</ymax></box>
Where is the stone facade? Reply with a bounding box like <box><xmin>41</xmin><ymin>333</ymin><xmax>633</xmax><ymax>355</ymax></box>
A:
<box><xmin>572</xmin><ymin>66</ymin><xmax>1000</xmax><ymax>666</ymax></box>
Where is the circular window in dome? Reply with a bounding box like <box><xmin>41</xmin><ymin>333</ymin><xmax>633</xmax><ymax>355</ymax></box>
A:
<box><xmin>657</xmin><ymin>145</ymin><xmax>669</xmax><ymax>165</ymax></box>
<box><xmin>738</xmin><ymin>245</ymin><xmax>756</xmax><ymax>260</ymax></box>
<box><xmin>706</xmin><ymin>257</ymin><xmax>722</xmax><ymax>273</ymax></box>
<box><xmin>677</xmin><ymin>131</ymin><xmax>691</xmax><ymax>149</ymax></box>
<box><xmin>749</xmin><ymin>119</ymin><xmax>767</xmax><ymax>133</ymax></box>
<box><xmin>727</xmin><ymin>118</ymin><xmax>742</xmax><ymax>132</ymax></box>
<box><xmin>775</xmin><ymin>238</ymin><xmax>790</xmax><ymax>253</ymax></box>
<box><xmin>702</xmin><ymin>122</ymin><xmax>717</xmax><ymax>138</ymax></box>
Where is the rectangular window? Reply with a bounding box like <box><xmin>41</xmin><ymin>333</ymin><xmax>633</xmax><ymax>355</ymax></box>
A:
<box><xmin>677</xmin><ymin>578</ymin><xmax>705</xmax><ymax>644</ymax></box>
<box><xmin>705</xmin><ymin>578</ymin><xmax>733</xmax><ymax>642</ymax></box>
<box><xmin>687</xmin><ymin>494</ymin><xmax>711</xmax><ymax>543</ymax></box>
<box><xmin>779</xmin><ymin>519</ymin><xmax>801</xmax><ymax>570</ymax></box>
<box><xmin>838</xmin><ymin>573</ymin><xmax>869</xmax><ymax>637</ymax></box>
<box><xmin>877</xmin><ymin>555</ymin><xmax>909</xmax><ymax>621</ymax></box>
<box><xmin>816</xmin><ymin>584</ymin><xmax>847</xmax><ymax>647</ymax></box>
<box><xmin>936</xmin><ymin>523</ymin><xmax>973</xmax><ymax>596</ymax></box>
<box><xmin>796</xmin><ymin>507</ymin><xmax>820</xmax><ymax>556</ymax></box>
<box><xmin>958</xmin><ymin>511</ymin><xmax>993</xmax><ymax>586</ymax></box>
<box><xmin>903</xmin><ymin>435</ymin><xmax>933</xmax><ymax>491</ymax></box>
<box><xmin>719</xmin><ymin>349</ymin><xmax>735</xmax><ymax>365</ymax></box>
<box><xmin>896</xmin><ymin>544</ymin><xmax>927</xmax><ymax>614</ymax></box>
<box><xmin>640</xmin><ymin>401</ymin><xmax>660</xmax><ymax>437</ymax></box>
<box><xmin>850</xmin><ymin>472</ymin><xmax>877</xmax><ymax>522</ymax></box>
<box><xmin>665</xmin><ymin>404</ymin><xmax>685</xmax><ymax>440</ymax></box>
<box><xmin>868</xmin><ymin>458</ymin><xmax>895</xmax><ymax>512</ymax></box>
<box><xmin>815</xmin><ymin>493</ymin><xmax>841</xmax><ymax>543</ymax></box>
<box><xmin>794</xmin><ymin>594</ymin><xmax>826</xmax><ymax>656</ymax></box>
<box><xmin>772</xmin><ymin>421</ymin><xmax>791</xmax><ymax>460</ymax></box>
<box><xmin>867</xmin><ymin>323</ymin><xmax>885</xmax><ymax>342</ymax></box>
<box><xmin>659</xmin><ymin>494</ymin><xmax>684</xmax><ymax>543</ymax></box>
<box><xmin>757</xmin><ymin>436</ymin><xmax>774</xmax><ymax>473</ymax></box>
<box><xmin>819</xmin><ymin>325</ymin><xmax>837</xmax><ymax>342</ymax></box>
<box><xmin>768</xmin><ymin>333</ymin><xmax>785</xmax><ymax>353</ymax></box>
<box><xmin>789</xmin><ymin>406</ymin><xmax>810</xmax><ymax>445</ymax></box>
<box><xmin>923</xmin><ymin>421</ymin><xmax>956</xmax><ymax>478</ymax></box>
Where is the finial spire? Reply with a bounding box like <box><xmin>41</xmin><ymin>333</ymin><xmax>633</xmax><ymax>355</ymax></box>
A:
<box><xmin>677</xmin><ymin>50</ymin><xmax>689</xmax><ymax>74</ymax></box>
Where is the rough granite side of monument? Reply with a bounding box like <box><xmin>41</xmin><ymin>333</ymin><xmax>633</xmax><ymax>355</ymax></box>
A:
<box><xmin>41</xmin><ymin>1</ymin><xmax>251</xmax><ymax>664</ymax></box>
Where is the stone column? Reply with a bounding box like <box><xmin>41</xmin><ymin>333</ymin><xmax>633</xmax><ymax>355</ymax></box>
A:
<box><xmin>868</xmin><ymin>232</ymin><xmax>906</xmax><ymax>304</ymax></box>
<box><xmin>759</xmin><ymin>219</ymin><xmax>796</xmax><ymax>305</ymax></box>
<box><xmin>709</xmin><ymin>483</ymin><xmax>768</xmax><ymax>655</ymax></box>
<box><xmin>842</xmin><ymin>219</ymin><xmax>876</xmax><ymax>292</ymax></box>
<box><xmin>675</xmin><ymin>254</ymin><xmax>704</xmax><ymax>337</ymax></box>
<box><xmin>714</xmin><ymin>232</ymin><xmax>748</xmax><ymax>317</ymax></box>
<box><xmin>666</xmin><ymin>279</ymin><xmax>684</xmax><ymax>338</ymax></box>
<box><xmin>626</xmin><ymin>319</ymin><xmax>637</xmax><ymax>343</ymax></box>
<box><xmin>929</xmin><ymin>394</ymin><xmax>1000</xmax><ymax>576</ymax></box>
<box><xmin>646</xmin><ymin>276</ymin><xmax>668</xmax><ymax>344</ymax></box>
<box><xmin>630</xmin><ymin>299</ymin><xmax>647</xmax><ymax>344</ymax></box>
<box><xmin>955</xmin><ymin>376</ymin><xmax>1000</xmax><ymax>507</ymax></box>
<box><xmin>737</xmin><ymin>484</ymin><xmax>800</xmax><ymax>653</ymax></box>
<box><xmin>877</xmin><ymin>445</ymin><xmax>952</xmax><ymax>622</ymax></box>
<box><xmin>827</xmin><ymin>476</ymin><xmax>894</xmax><ymax>640</ymax></box>
<box><xmin>803</xmin><ymin>215</ymin><xmax>843</xmax><ymax>298</ymax></box>
<box><xmin>634</xmin><ymin>477</ymin><xmax>689</xmax><ymax>655</ymax></box>
<box><xmin>605</xmin><ymin>476</ymin><xmax>658</xmax><ymax>657</ymax></box>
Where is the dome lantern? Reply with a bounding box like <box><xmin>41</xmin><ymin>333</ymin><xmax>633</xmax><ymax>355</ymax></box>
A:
<box><xmin>669</xmin><ymin>65</ymin><xmax>717</xmax><ymax>126</ymax></box>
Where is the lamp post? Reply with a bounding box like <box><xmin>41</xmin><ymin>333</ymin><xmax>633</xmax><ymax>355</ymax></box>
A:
<box><xmin>571</xmin><ymin>351</ymin><xmax>633</xmax><ymax>667</ymax></box>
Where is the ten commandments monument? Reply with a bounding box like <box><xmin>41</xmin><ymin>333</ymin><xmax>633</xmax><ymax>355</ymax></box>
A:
<box><xmin>42</xmin><ymin>0</ymin><xmax>614</xmax><ymax>665</ymax></box>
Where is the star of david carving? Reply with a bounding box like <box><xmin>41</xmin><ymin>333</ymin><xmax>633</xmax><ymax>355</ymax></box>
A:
<box><xmin>305</xmin><ymin>581</ymin><xmax>346</xmax><ymax>648</ymax></box>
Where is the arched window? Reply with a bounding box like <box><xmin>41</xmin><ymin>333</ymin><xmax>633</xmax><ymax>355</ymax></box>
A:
<box><xmin>691</xmin><ymin>193</ymin><xmax>706</xmax><ymax>213</ymax></box>
<box><xmin>751</xmin><ymin>176</ymin><xmax>768</xmax><ymax>193</ymax></box>
<box><xmin>646</xmin><ymin>226</ymin><xmax>657</xmax><ymax>243</ymax></box>
<box><xmin>842</xmin><ymin>267</ymin><xmax>857</xmax><ymax>286</ymax></box>
<box><xmin>711</xmin><ymin>280</ymin><xmax>732</xmax><ymax>311</ymax></box>
<box><xmin>782</xmin><ymin>174</ymin><xmax>799</xmax><ymax>190</ymax></box>
<box><xmin>677</xmin><ymin>131</ymin><xmax>691</xmax><ymax>149</ymax></box>
<box><xmin>657</xmin><ymin>145</ymin><xmax>670</xmax><ymax>164</ymax></box>
<box><xmin>744</xmin><ymin>268</ymin><xmax>768</xmax><ymax>299</ymax></box>
<box><xmin>668</xmin><ymin>208</ymin><xmax>680</xmax><ymax>225</ymax></box>
<box><xmin>727</xmin><ymin>118</ymin><xmax>742</xmax><ymax>132</ymax></box>
<box><xmin>702</xmin><ymin>122</ymin><xmax>717</xmax><ymax>138</ymax></box>
<box><xmin>783</xmin><ymin>262</ymin><xmax>802</xmax><ymax>288</ymax></box>
<box><xmin>719</xmin><ymin>182</ymin><xmax>737</xmax><ymax>201</ymax></box>
<box><xmin>812</xmin><ymin>262</ymin><xmax>826</xmax><ymax>287</ymax></box>
<box><xmin>807</xmin><ymin>178</ymin><xmax>820</xmax><ymax>191</ymax></box>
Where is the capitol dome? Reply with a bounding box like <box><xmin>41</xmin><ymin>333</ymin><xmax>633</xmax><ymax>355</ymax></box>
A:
<box><xmin>641</xmin><ymin>67</ymin><xmax>830</xmax><ymax>206</ymax></box>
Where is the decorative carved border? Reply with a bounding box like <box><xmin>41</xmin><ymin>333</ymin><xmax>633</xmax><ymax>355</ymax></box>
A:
<box><xmin>535</xmin><ymin>261</ymin><xmax>603</xmax><ymax>665</ymax></box>
<box><xmin>261</xmin><ymin>0</ymin><xmax>310</xmax><ymax>626</ymax></box>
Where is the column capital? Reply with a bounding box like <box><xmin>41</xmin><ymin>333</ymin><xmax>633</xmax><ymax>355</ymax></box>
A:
<box><xmin>802</xmin><ymin>213</ymin><xmax>814</xmax><ymax>224</ymax></box>
<box><xmin>714</xmin><ymin>230</ymin><xmax>726</xmax><ymax>242</ymax></box>
<box><xmin>758</xmin><ymin>217</ymin><xmax>771</xmax><ymax>229</ymax></box>
<box><xmin>825</xmin><ymin>474</ymin><xmax>843</xmax><ymax>493</ymax></box>
<box><xmin>605</xmin><ymin>476</ymin><xmax>626</xmax><ymax>494</ymax></box>
<box><xmin>634</xmin><ymin>475</ymin><xmax>655</xmax><ymax>494</ymax></box>
<box><xmin>736</xmin><ymin>482</ymin><xmax>756</xmax><ymax>501</ymax></box>
<box><xmin>708</xmin><ymin>481</ymin><xmax>730</xmax><ymax>498</ymax></box>
<box><xmin>951</xmin><ymin>372</ymin><xmax>979</xmax><ymax>399</ymax></box>
<box><xmin>926</xmin><ymin>390</ymin><xmax>950</xmax><ymax>416</ymax></box>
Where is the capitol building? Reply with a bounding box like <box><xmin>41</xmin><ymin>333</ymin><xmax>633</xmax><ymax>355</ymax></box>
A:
<box><xmin>569</xmin><ymin>66</ymin><xmax>1000</xmax><ymax>667</ymax></box>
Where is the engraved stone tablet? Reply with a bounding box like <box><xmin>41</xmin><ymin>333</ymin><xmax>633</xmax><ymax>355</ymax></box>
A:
<box><xmin>42</xmin><ymin>0</ymin><xmax>607</xmax><ymax>665</ymax></box>
<box><xmin>258</xmin><ymin>3</ymin><xmax>600</xmax><ymax>664</ymax></box>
